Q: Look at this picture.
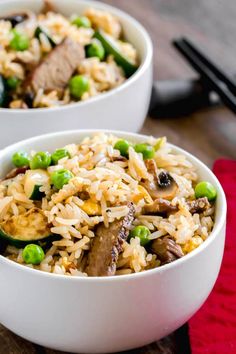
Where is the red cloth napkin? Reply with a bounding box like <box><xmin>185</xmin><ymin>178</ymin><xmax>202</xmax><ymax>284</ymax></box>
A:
<box><xmin>189</xmin><ymin>159</ymin><xmax>236</xmax><ymax>354</ymax></box>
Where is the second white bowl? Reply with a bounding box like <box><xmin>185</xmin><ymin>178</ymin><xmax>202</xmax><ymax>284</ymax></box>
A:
<box><xmin>0</xmin><ymin>0</ymin><xmax>153</xmax><ymax>148</ymax></box>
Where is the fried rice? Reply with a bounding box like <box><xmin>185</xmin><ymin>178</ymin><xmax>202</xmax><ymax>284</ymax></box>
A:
<box><xmin>0</xmin><ymin>133</ymin><xmax>215</xmax><ymax>277</ymax></box>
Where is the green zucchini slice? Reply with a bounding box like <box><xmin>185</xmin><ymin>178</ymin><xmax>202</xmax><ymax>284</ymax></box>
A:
<box><xmin>0</xmin><ymin>75</ymin><xmax>6</xmax><ymax>107</ymax></box>
<box><xmin>34</xmin><ymin>26</ymin><xmax>56</xmax><ymax>47</ymax></box>
<box><xmin>94</xmin><ymin>30</ymin><xmax>138</xmax><ymax>78</ymax></box>
<box><xmin>24</xmin><ymin>169</ymin><xmax>49</xmax><ymax>200</ymax></box>
<box><xmin>0</xmin><ymin>208</ymin><xmax>53</xmax><ymax>248</ymax></box>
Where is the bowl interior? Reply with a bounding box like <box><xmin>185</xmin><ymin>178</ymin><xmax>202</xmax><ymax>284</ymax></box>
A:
<box><xmin>0</xmin><ymin>129</ymin><xmax>226</xmax><ymax>251</ymax></box>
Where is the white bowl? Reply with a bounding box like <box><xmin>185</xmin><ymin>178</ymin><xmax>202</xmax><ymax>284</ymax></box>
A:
<box><xmin>0</xmin><ymin>0</ymin><xmax>153</xmax><ymax>148</ymax></box>
<box><xmin>0</xmin><ymin>130</ymin><xmax>226</xmax><ymax>353</ymax></box>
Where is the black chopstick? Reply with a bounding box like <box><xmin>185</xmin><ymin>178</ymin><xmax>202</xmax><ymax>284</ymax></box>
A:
<box><xmin>181</xmin><ymin>37</ymin><xmax>236</xmax><ymax>95</ymax></box>
<box><xmin>172</xmin><ymin>38</ymin><xmax>236</xmax><ymax>114</ymax></box>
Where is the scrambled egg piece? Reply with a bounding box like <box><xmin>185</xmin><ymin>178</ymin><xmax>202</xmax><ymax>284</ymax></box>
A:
<box><xmin>182</xmin><ymin>236</ymin><xmax>203</xmax><ymax>254</ymax></box>
<box><xmin>52</xmin><ymin>177</ymin><xmax>84</xmax><ymax>204</ymax></box>
<box><xmin>80</xmin><ymin>199</ymin><xmax>101</xmax><ymax>216</ymax></box>
<box><xmin>132</xmin><ymin>185</ymin><xmax>153</xmax><ymax>204</ymax></box>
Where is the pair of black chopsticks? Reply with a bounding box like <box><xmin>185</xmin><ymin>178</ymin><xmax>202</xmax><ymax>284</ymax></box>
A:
<box><xmin>172</xmin><ymin>37</ymin><xmax>236</xmax><ymax>115</ymax></box>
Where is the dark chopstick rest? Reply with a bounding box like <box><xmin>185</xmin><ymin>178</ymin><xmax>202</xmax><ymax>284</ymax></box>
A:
<box><xmin>149</xmin><ymin>79</ymin><xmax>216</xmax><ymax>118</ymax></box>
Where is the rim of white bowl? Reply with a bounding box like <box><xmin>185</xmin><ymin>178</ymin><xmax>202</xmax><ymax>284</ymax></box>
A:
<box><xmin>0</xmin><ymin>0</ymin><xmax>153</xmax><ymax>114</ymax></box>
<box><xmin>0</xmin><ymin>130</ymin><xmax>227</xmax><ymax>282</ymax></box>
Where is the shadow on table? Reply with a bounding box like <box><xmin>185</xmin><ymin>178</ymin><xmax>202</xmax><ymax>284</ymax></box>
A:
<box><xmin>121</xmin><ymin>324</ymin><xmax>191</xmax><ymax>354</ymax></box>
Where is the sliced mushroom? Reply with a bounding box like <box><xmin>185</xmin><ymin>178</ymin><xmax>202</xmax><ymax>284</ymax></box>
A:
<box><xmin>2</xmin><ymin>13</ymin><xmax>28</xmax><ymax>27</ymax></box>
<box><xmin>145</xmin><ymin>159</ymin><xmax>159</xmax><ymax>181</ymax></box>
<box><xmin>141</xmin><ymin>159</ymin><xmax>178</xmax><ymax>200</ymax></box>
<box><xmin>143</xmin><ymin>198</ymin><xmax>178</xmax><ymax>215</ymax></box>
<box><xmin>143</xmin><ymin>196</ymin><xmax>211</xmax><ymax>216</ymax></box>
<box><xmin>151</xmin><ymin>236</ymin><xmax>184</xmax><ymax>264</ymax></box>
<box><xmin>4</xmin><ymin>166</ymin><xmax>29</xmax><ymax>180</ymax></box>
<box><xmin>110</xmin><ymin>155</ymin><xmax>127</xmax><ymax>162</ymax></box>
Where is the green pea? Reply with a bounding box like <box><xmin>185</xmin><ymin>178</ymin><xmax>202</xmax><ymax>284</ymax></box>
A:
<box><xmin>129</xmin><ymin>225</ymin><xmax>151</xmax><ymax>246</ymax></box>
<box><xmin>12</xmin><ymin>151</ymin><xmax>29</xmax><ymax>167</ymax></box>
<box><xmin>22</xmin><ymin>244</ymin><xmax>45</xmax><ymax>265</ymax></box>
<box><xmin>195</xmin><ymin>181</ymin><xmax>217</xmax><ymax>201</ymax></box>
<box><xmin>51</xmin><ymin>149</ymin><xmax>70</xmax><ymax>165</ymax></box>
<box><xmin>51</xmin><ymin>169</ymin><xmax>74</xmax><ymax>190</ymax></box>
<box><xmin>86</xmin><ymin>39</ymin><xmax>105</xmax><ymax>60</ymax></box>
<box><xmin>114</xmin><ymin>139</ymin><xmax>130</xmax><ymax>157</ymax></box>
<box><xmin>30</xmin><ymin>152</ymin><xmax>51</xmax><ymax>170</ymax></box>
<box><xmin>69</xmin><ymin>75</ymin><xmax>90</xmax><ymax>99</ymax></box>
<box><xmin>10</xmin><ymin>29</ymin><xmax>29</xmax><ymax>51</ymax></box>
<box><xmin>72</xmin><ymin>16</ymin><xmax>91</xmax><ymax>28</ymax></box>
<box><xmin>134</xmin><ymin>143</ymin><xmax>155</xmax><ymax>160</ymax></box>
<box><xmin>6</xmin><ymin>76</ymin><xmax>21</xmax><ymax>89</ymax></box>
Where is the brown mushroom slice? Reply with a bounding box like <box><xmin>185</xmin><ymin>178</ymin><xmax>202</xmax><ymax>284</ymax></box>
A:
<box><xmin>110</xmin><ymin>155</ymin><xmax>127</xmax><ymax>162</ymax></box>
<box><xmin>187</xmin><ymin>197</ymin><xmax>210</xmax><ymax>214</ymax></box>
<box><xmin>141</xmin><ymin>159</ymin><xmax>178</xmax><ymax>200</ymax></box>
<box><xmin>151</xmin><ymin>236</ymin><xmax>184</xmax><ymax>264</ymax></box>
<box><xmin>143</xmin><ymin>159</ymin><xmax>178</xmax><ymax>200</ymax></box>
<box><xmin>4</xmin><ymin>166</ymin><xmax>29</xmax><ymax>180</ymax></box>
<box><xmin>145</xmin><ymin>159</ymin><xmax>159</xmax><ymax>179</ymax></box>
<box><xmin>143</xmin><ymin>197</ymin><xmax>210</xmax><ymax>216</ymax></box>
<box><xmin>1</xmin><ymin>13</ymin><xmax>28</xmax><ymax>27</ymax></box>
<box><xmin>143</xmin><ymin>198</ymin><xmax>178</xmax><ymax>215</ymax></box>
